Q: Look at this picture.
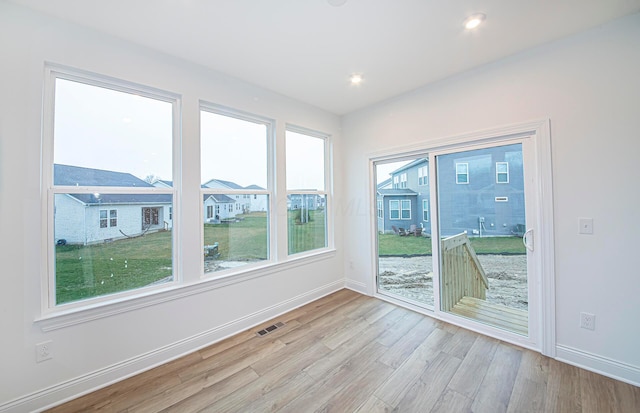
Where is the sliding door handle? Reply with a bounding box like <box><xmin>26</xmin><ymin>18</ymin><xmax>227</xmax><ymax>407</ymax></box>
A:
<box><xmin>523</xmin><ymin>228</ymin><xmax>534</xmax><ymax>252</ymax></box>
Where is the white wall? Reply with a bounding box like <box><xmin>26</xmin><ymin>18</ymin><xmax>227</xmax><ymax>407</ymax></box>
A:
<box><xmin>342</xmin><ymin>13</ymin><xmax>640</xmax><ymax>384</ymax></box>
<box><xmin>0</xmin><ymin>2</ymin><xmax>343</xmax><ymax>411</ymax></box>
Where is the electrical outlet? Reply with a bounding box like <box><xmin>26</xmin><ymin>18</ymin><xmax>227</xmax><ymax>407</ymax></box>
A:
<box><xmin>580</xmin><ymin>312</ymin><xmax>595</xmax><ymax>331</ymax></box>
<box><xmin>36</xmin><ymin>341</ymin><xmax>53</xmax><ymax>363</ymax></box>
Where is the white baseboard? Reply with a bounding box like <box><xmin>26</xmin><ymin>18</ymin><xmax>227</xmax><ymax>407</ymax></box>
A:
<box><xmin>0</xmin><ymin>280</ymin><xmax>346</xmax><ymax>413</ymax></box>
<box><xmin>556</xmin><ymin>344</ymin><xmax>640</xmax><ymax>387</ymax></box>
<box><xmin>345</xmin><ymin>277</ymin><xmax>369</xmax><ymax>295</ymax></box>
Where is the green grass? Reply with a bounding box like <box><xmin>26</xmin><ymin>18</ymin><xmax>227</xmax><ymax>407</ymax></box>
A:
<box><xmin>287</xmin><ymin>209</ymin><xmax>326</xmax><ymax>254</ymax></box>
<box><xmin>56</xmin><ymin>211</ymin><xmax>326</xmax><ymax>304</ymax></box>
<box><xmin>55</xmin><ymin>231</ymin><xmax>172</xmax><ymax>305</ymax></box>
<box><xmin>377</xmin><ymin>233</ymin><xmax>525</xmax><ymax>256</ymax></box>
<box><xmin>204</xmin><ymin>213</ymin><xmax>268</xmax><ymax>260</ymax></box>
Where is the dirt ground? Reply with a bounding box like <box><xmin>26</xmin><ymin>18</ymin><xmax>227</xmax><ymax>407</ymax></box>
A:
<box><xmin>378</xmin><ymin>255</ymin><xmax>528</xmax><ymax>310</ymax></box>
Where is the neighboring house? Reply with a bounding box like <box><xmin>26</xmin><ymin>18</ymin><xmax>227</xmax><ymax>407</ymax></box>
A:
<box><xmin>203</xmin><ymin>194</ymin><xmax>236</xmax><ymax>222</ymax></box>
<box><xmin>152</xmin><ymin>179</ymin><xmax>173</xmax><ymax>189</ymax></box>
<box><xmin>287</xmin><ymin>193</ymin><xmax>325</xmax><ymax>211</ymax></box>
<box><xmin>245</xmin><ymin>184</ymin><xmax>268</xmax><ymax>212</ymax></box>
<box><xmin>202</xmin><ymin>178</ymin><xmax>252</xmax><ymax>213</ymax></box>
<box><xmin>377</xmin><ymin>144</ymin><xmax>525</xmax><ymax>237</ymax></box>
<box><xmin>54</xmin><ymin>164</ymin><xmax>172</xmax><ymax>245</ymax></box>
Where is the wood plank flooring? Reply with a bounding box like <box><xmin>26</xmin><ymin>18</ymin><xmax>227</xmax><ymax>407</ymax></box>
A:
<box><xmin>47</xmin><ymin>289</ymin><xmax>640</xmax><ymax>413</ymax></box>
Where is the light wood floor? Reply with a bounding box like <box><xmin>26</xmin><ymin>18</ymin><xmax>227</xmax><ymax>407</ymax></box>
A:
<box><xmin>48</xmin><ymin>289</ymin><xmax>640</xmax><ymax>412</ymax></box>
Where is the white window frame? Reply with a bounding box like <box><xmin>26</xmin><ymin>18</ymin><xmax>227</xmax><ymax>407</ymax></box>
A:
<box><xmin>422</xmin><ymin>199</ymin><xmax>429</xmax><ymax>222</ymax></box>
<box><xmin>200</xmin><ymin>103</ymin><xmax>274</xmax><ymax>275</ymax></box>
<box><xmin>418</xmin><ymin>166</ymin><xmax>428</xmax><ymax>185</ymax></box>
<box><xmin>496</xmin><ymin>161</ymin><xmax>509</xmax><ymax>183</ymax></box>
<box><xmin>401</xmin><ymin>199</ymin><xmax>411</xmax><ymax>219</ymax></box>
<box><xmin>456</xmin><ymin>162</ymin><xmax>469</xmax><ymax>184</ymax></box>
<box><xmin>393</xmin><ymin>176</ymin><xmax>399</xmax><ymax>189</ymax></box>
<box><xmin>377</xmin><ymin>200</ymin><xmax>383</xmax><ymax>219</ymax></box>
<box><xmin>41</xmin><ymin>64</ymin><xmax>180</xmax><ymax>315</ymax></box>
<box><xmin>400</xmin><ymin>173</ymin><xmax>408</xmax><ymax>188</ymax></box>
<box><xmin>285</xmin><ymin>125</ymin><xmax>333</xmax><ymax>257</ymax></box>
<box><xmin>389</xmin><ymin>200</ymin><xmax>400</xmax><ymax>220</ymax></box>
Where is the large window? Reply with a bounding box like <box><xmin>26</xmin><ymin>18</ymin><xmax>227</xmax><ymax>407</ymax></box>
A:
<box><xmin>389</xmin><ymin>200</ymin><xmax>400</xmax><ymax>219</ymax></box>
<box><xmin>45</xmin><ymin>68</ymin><xmax>177</xmax><ymax>307</ymax></box>
<box><xmin>286</xmin><ymin>128</ymin><xmax>329</xmax><ymax>255</ymax></box>
<box><xmin>401</xmin><ymin>200</ymin><xmax>411</xmax><ymax>219</ymax></box>
<box><xmin>200</xmin><ymin>106</ymin><xmax>271</xmax><ymax>274</ymax></box>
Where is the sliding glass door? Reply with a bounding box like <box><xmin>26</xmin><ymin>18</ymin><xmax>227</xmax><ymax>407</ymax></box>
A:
<box><xmin>435</xmin><ymin>142</ymin><xmax>530</xmax><ymax>335</ymax></box>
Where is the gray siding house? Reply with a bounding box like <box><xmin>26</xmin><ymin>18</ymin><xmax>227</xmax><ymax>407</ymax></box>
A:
<box><xmin>377</xmin><ymin>144</ymin><xmax>525</xmax><ymax>237</ymax></box>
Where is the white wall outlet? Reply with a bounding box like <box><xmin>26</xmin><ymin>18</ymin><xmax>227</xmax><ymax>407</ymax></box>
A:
<box><xmin>36</xmin><ymin>340</ymin><xmax>53</xmax><ymax>363</ymax></box>
<box><xmin>579</xmin><ymin>218</ymin><xmax>594</xmax><ymax>234</ymax></box>
<box><xmin>580</xmin><ymin>312</ymin><xmax>595</xmax><ymax>330</ymax></box>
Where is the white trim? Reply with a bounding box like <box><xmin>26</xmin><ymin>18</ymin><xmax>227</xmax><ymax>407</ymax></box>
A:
<box><xmin>369</xmin><ymin>119</ymin><xmax>555</xmax><ymax>357</ymax></box>
<box><xmin>455</xmin><ymin>162</ymin><xmax>469</xmax><ymax>184</ymax></box>
<box><xmin>35</xmin><ymin>249</ymin><xmax>336</xmax><ymax>331</ymax></box>
<box><xmin>6</xmin><ymin>279</ymin><xmax>344</xmax><ymax>413</ymax></box>
<box><xmin>41</xmin><ymin>64</ymin><xmax>181</xmax><ymax>316</ymax></box>
<box><xmin>556</xmin><ymin>345</ymin><xmax>640</xmax><ymax>387</ymax></box>
<box><xmin>344</xmin><ymin>278</ymin><xmax>368</xmax><ymax>295</ymax></box>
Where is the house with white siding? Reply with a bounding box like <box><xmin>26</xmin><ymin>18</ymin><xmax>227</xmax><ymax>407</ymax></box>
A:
<box><xmin>54</xmin><ymin>164</ymin><xmax>172</xmax><ymax>245</ymax></box>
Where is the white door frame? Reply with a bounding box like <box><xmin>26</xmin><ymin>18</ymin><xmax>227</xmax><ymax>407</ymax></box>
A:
<box><xmin>369</xmin><ymin>119</ymin><xmax>555</xmax><ymax>356</ymax></box>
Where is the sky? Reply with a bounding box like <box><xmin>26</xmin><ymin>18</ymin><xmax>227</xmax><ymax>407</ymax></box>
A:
<box><xmin>54</xmin><ymin>78</ymin><xmax>325</xmax><ymax>190</ymax></box>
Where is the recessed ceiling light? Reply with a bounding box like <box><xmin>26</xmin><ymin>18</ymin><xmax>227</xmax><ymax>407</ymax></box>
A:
<box><xmin>350</xmin><ymin>73</ymin><xmax>363</xmax><ymax>85</ymax></box>
<box><xmin>464</xmin><ymin>13</ymin><xmax>486</xmax><ymax>30</ymax></box>
<box><xmin>327</xmin><ymin>0</ymin><xmax>348</xmax><ymax>6</ymax></box>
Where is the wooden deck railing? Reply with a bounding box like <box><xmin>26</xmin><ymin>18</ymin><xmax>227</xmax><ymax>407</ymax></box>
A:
<box><xmin>440</xmin><ymin>232</ymin><xmax>489</xmax><ymax>312</ymax></box>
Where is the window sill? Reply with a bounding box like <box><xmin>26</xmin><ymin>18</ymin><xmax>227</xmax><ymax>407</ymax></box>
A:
<box><xmin>35</xmin><ymin>248</ymin><xmax>336</xmax><ymax>332</ymax></box>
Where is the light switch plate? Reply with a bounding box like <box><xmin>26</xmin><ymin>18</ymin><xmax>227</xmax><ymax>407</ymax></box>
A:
<box><xmin>579</xmin><ymin>218</ymin><xmax>593</xmax><ymax>235</ymax></box>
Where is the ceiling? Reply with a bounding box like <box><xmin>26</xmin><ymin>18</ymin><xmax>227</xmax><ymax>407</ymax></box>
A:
<box><xmin>9</xmin><ymin>0</ymin><xmax>640</xmax><ymax>115</ymax></box>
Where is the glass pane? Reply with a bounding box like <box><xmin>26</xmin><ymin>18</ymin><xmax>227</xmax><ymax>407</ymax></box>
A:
<box><xmin>286</xmin><ymin>131</ymin><xmax>325</xmax><ymax>191</ymax></box>
<box><xmin>54</xmin><ymin>193</ymin><xmax>173</xmax><ymax>305</ymax></box>
<box><xmin>54</xmin><ymin>79</ymin><xmax>173</xmax><ymax>185</ymax></box>
<box><xmin>287</xmin><ymin>194</ymin><xmax>326</xmax><ymax>254</ymax></box>
<box><xmin>437</xmin><ymin>143</ymin><xmax>528</xmax><ymax>335</ymax></box>
<box><xmin>203</xmin><ymin>194</ymin><xmax>269</xmax><ymax>273</ymax></box>
<box><xmin>201</xmin><ymin>111</ymin><xmax>268</xmax><ymax>189</ymax></box>
<box><xmin>376</xmin><ymin>158</ymin><xmax>433</xmax><ymax>307</ymax></box>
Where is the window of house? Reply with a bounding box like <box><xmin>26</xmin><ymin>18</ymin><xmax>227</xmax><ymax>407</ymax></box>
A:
<box><xmin>206</xmin><ymin>205</ymin><xmax>213</xmax><ymax>219</ymax></box>
<box><xmin>200</xmin><ymin>105</ymin><xmax>271</xmax><ymax>273</ymax></box>
<box><xmin>389</xmin><ymin>200</ymin><xmax>400</xmax><ymax>219</ymax></box>
<box><xmin>99</xmin><ymin>210</ymin><xmax>108</xmax><ymax>228</ymax></box>
<box><xmin>496</xmin><ymin>162</ymin><xmax>509</xmax><ymax>183</ymax></box>
<box><xmin>456</xmin><ymin>163</ymin><xmax>469</xmax><ymax>184</ymax></box>
<box><xmin>286</xmin><ymin>127</ymin><xmax>330</xmax><ymax>255</ymax></box>
<box><xmin>418</xmin><ymin>166</ymin><xmax>428</xmax><ymax>185</ymax></box>
<box><xmin>377</xmin><ymin>200</ymin><xmax>383</xmax><ymax>219</ymax></box>
<box><xmin>401</xmin><ymin>200</ymin><xmax>411</xmax><ymax>219</ymax></box>
<box><xmin>45</xmin><ymin>67</ymin><xmax>176</xmax><ymax>308</ymax></box>
<box><xmin>400</xmin><ymin>173</ymin><xmax>408</xmax><ymax>189</ymax></box>
<box><xmin>393</xmin><ymin>176</ymin><xmax>399</xmax><ymax>189</ymax></box>
<box><xmin>422</xmin><ymin>200</ymin><xmax>429</xmax><ymax>221</ymax></box>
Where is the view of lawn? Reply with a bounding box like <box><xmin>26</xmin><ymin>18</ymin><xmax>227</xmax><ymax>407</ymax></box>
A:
<box><xmin>55</xmin><ymin>231</ymin><xmax>173</xmax><ymax>304</ymax></box>
<box><xmin>377</xmin><ymin>233</ymin><xmax>526</xmax><ymax>256</ymax></box>
<box><xmin>56</xmin><ymin>212</ymin><xmax>521</xmax><ymax>305</ymax></box>
<box><xmin>56</xmin><ymin>211</ymin><xmax>327</xmax><ymax>304</ymax></box>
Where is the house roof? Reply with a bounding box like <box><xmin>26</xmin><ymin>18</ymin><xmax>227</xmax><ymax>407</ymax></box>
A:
<box><xmin>54</xmin><ymin>164</ymin><xmax>172</xmax><ymax>205</ymax></box>
<box><xmin>202</xmin><ymin>178</ymin><xmax>244</xmax><ymax>190</ymax></box>
<box><xmin>390</xmin><ymin>158</ymin><xmax>428</xmax><ymax>175</ymax></box>
<box><xmin>54</xmin><ymin>164</ymin><xmax>154</xmax><ymax>187</ymax></box>
<box><xmin>203</xmin><ymin>194</ymin><xmax>236</xmax><ymax>204</ymax></box>
<box><xmin>244</xmin><ymin>184</ymin><xmax>265</xmax><ymax>190</ymax></box>
<box><xmin>377</xmin><ymin>189</ymin><xmax>418</xmax><ymax>197</ymax></box>
<box><xmin>377</xmin><ymin>178</ymin><xmax>392</xmax><ymax>190</ymax></box>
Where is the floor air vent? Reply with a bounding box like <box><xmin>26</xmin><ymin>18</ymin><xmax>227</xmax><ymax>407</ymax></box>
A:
<box><xmin>256</xmin><ymin>321</ymin><xmax>285</xmax><ymax>337</ymax></box>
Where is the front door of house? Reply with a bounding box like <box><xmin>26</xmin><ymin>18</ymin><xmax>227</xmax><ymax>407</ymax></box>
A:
<box><xmin>142</xmin><ymin>207</ymin><xmax>160</xmax><ymax>229</ymax></box>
